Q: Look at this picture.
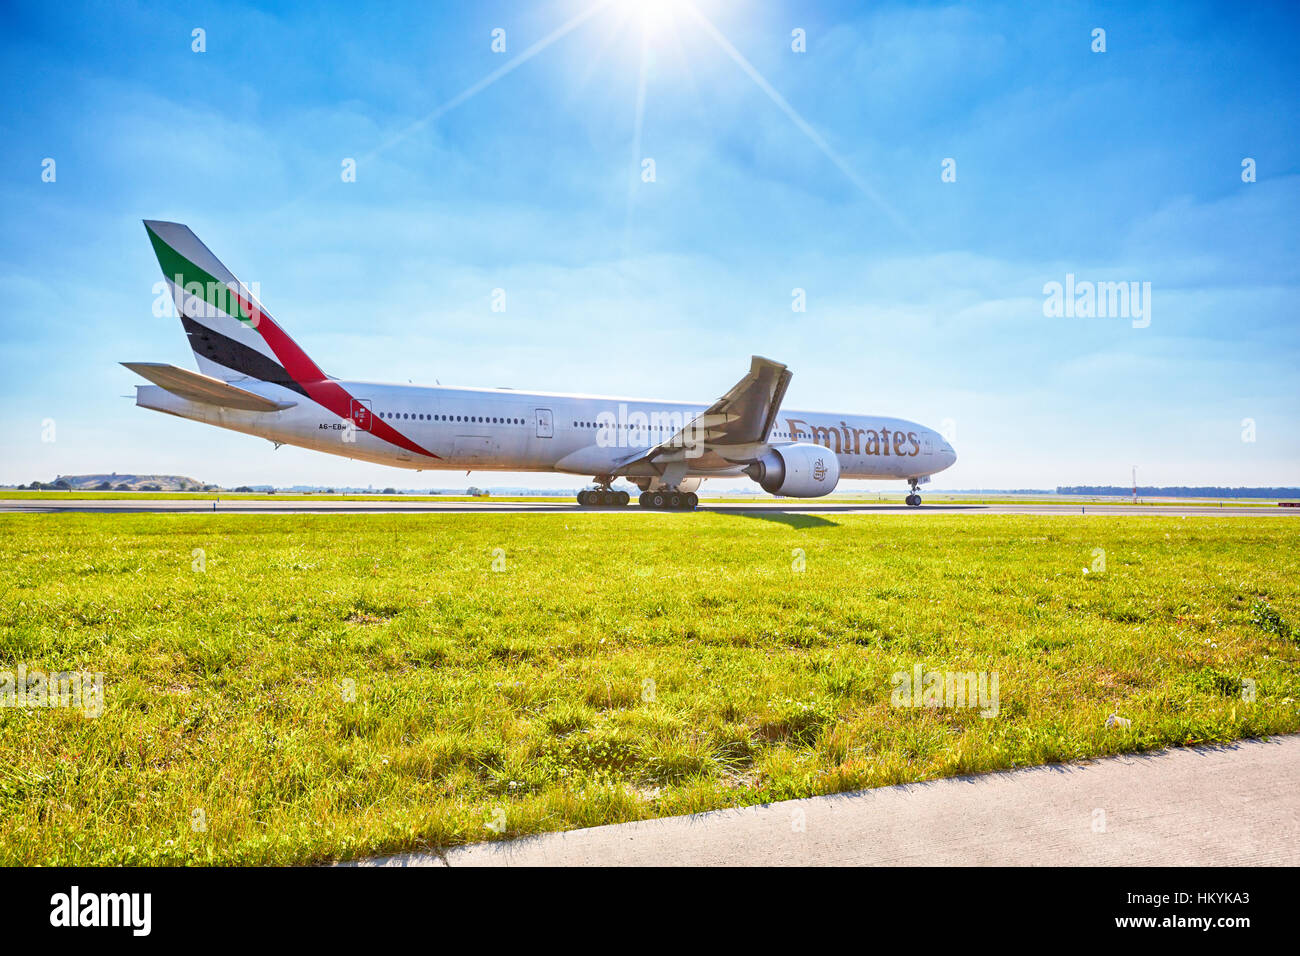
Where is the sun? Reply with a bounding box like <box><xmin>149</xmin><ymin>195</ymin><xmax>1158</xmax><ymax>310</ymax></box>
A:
<box><xmin>614</xmin><ymin>0</ymin><xmax>682</xmax><ymax>36</ymax></box>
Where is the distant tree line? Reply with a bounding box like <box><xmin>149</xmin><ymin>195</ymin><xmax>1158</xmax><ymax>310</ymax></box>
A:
<box><xmin>1058</xmin><ymin>486</ymin><xmax>1300</xmax><ymax>498</ymax></box>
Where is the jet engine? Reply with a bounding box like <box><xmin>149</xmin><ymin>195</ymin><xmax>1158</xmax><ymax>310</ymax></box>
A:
<box><xmin>744</xmin><ymin>443</ymin><xmax>840</xmax><ymax>497</ymax></box>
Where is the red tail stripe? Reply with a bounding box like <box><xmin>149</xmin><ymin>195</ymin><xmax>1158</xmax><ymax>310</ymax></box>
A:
<box><xmin>236</xmin><ymin>293</ymin><xmax>441</xmax><ymax>460</ymax></box>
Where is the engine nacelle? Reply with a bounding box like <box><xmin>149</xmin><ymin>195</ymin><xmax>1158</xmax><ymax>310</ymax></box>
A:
<box><xmin>745</xmin><ymin>443</ymin><xmax>840</xmax><ymax>497</ymax></box>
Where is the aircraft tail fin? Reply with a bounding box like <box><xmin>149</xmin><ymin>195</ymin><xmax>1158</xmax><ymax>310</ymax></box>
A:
<box><xmin>142</xmin><ymin>220</ymin><xmax>323</xmax><ymax>398</ymax></box>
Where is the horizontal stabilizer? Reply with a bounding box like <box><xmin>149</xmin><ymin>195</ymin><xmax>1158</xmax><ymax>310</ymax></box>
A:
<box><xmin>122</xmin><ymin>362</ymin><xmax>296</xmax><ymax>412</ymax></box>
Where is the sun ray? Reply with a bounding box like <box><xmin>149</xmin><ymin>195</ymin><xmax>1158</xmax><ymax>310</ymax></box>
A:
<box><xmin>624</xmin><ymin>22</ymin><xmax>651</xmax><ymax>255</ymax></box>
<box><xmin>663</xmin><ymin>9</ymin><xmax>706</xmax><ymax>126</ymax></box>
<box><xmin>362</xmin><ymin>1</ymin><xmax>616</xmax><ymax>165</ymax></box>
<box><xmin>570</xmin><ymin>3</ymin><xmax>637</xmax><ymax>101</ymax></box>
<box><xmin>260</xmin><ymin>1</ymin><xmax>616</xmax><ymax>225</ymax></box>
<box><xmin>681</xmin><ymin>2</ymin><xmax>919</xmax><ymax>241</ymax></box>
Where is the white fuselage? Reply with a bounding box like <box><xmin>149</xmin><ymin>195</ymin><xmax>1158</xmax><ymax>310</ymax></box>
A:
<box><xmin>138</xmin><ymin>378</ymin><xmax>958</xmax><ymax>483</ymax></box>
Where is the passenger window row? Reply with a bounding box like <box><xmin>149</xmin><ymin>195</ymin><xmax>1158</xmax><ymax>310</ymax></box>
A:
<box><xmin>571</xmin><ymin>422</ymin><xmax>669</xmax><ymax>430</ymax></box>
<box><xmin>378</xmin><ymin>412</ymin><xmax>526</xmax><ymax>425</ymax></box>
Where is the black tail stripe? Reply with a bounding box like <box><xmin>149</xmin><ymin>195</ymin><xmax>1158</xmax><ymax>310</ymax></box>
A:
<box><xmin>180</xmin><ymin>313</ymin><xmax>309</xmax><ymax>398</ymax></box>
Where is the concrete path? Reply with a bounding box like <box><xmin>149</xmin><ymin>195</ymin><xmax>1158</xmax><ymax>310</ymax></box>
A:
<box><xmin>361</xmin><ymin>735</ymin><xmax>1300</xmax><ymax>866</ymax></box>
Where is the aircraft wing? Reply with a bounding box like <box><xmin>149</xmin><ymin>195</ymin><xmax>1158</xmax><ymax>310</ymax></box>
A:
<box><xmin>613</xmin><ymin>355</ymin><xmax>791</xmax><ymax>474</ymax></box>
<box><xmin>122</xmin><ymin>362</ymin><xmax>297</xmax><ymax>412</ymax></box>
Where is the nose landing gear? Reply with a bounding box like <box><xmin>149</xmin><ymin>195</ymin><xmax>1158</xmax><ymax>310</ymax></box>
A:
<box><xmin>905</xmin><ymin>477</ymin><xmax>923</xmax><ymax>507</ymax></box>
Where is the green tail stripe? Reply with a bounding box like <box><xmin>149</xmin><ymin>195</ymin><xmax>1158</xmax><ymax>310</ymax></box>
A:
<box><xmin>145</xmin><ymin>224</ymin><xmax>252</xmax><ymax>323</ymax></box>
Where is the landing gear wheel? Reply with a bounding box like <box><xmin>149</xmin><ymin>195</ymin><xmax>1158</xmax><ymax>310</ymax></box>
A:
<box><xmin>638</xmin><ymin>490</ymin><xmax>696</xmax><ymax>509</ymax></box>
<box><xmin>905</xmin><ymin>478</ymin><xmax>923</xmax><ymax>507</ymax></box>
<box><xmin>577</xmin><ymin>490</ymin><xmax>589</xmax><ymax>506</ymax></box>
<box><xmin>617</xmin><ymin>491</ymin><xmax>630</xmax><ymax>506</ymax></box>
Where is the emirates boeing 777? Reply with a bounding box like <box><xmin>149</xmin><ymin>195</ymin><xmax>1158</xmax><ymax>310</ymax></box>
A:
<box><xmin>126</xmin><ymin>221</ymin><xmax>956</xmax><ymax>509</ymax></box>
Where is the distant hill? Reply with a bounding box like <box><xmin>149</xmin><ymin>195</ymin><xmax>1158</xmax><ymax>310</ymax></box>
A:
<box><xmin>23</xmin><ymin>474</ymin><xmax>217</xmax><ymax>492</ymax></box>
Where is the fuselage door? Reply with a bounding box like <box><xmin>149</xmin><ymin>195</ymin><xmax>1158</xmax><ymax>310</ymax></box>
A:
<box><xmin>923</xmin><ymin>433</ymin><xmax>933</xmax><ymax>456</ymax></box>
<box><xmin>350</xmin><ymin>398</ymin><xmax>373</xmax><ymax>431</ymax></box>
<box><xmin>536</xmin><ymin>407</ymin><xmax>553</xmax><ymax>439</ymax></box>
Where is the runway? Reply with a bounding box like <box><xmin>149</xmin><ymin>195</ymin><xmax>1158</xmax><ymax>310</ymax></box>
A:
<box><xmin>1</xmin><ymin>498</ymin><xmax>1294</xmax><ymax>517</ymax></box>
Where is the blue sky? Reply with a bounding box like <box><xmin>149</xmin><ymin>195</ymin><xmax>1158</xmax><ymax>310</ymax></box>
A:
<box><xmin>1</xmin><ymin>0</ymin><xmax>1297</xmax><ymax>489</ymax></box>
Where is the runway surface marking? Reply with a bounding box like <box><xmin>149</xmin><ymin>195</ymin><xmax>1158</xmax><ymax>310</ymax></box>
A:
<box><xmin>357</xmin><ymin>734</ymin><xmax>1300</xmax><ymax>867</ymax></box>
<box><xmin>1</xmin><ymin>499</ymin><xmax>1293</xmax><ymax>517</ymax></box>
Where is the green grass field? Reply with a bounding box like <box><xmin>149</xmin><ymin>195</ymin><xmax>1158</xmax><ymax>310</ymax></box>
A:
<box><xmin>1</xmin><ymin>513</ymin><xmax>1296</xmax><ymax>865</ymax></box>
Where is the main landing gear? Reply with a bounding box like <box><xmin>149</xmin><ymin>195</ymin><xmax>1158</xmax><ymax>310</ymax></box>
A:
<box><xmin>638</xmin><ymin>490</ymin><xmax>698</xmax><ymax>511</ymax></box>
<box><xmin>905</xmin><ymin>477</ymin><xmax>923</xmax><ymax>507</ymax></box>
<box><xmin>577</xmin><ymin>478</ymin><xmax>699</xmax><ymax>510</ymax></box>
<box><xmin>577</xmin><ymin>487</ymin><xmax>630</xmax><ymax>507</ymax></box>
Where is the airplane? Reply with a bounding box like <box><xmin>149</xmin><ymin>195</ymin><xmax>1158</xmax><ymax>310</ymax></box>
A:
<box><xmin>125</xmin><ymin>221</ymin><xmax>957</xmax><ymax>509</ymax></box>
